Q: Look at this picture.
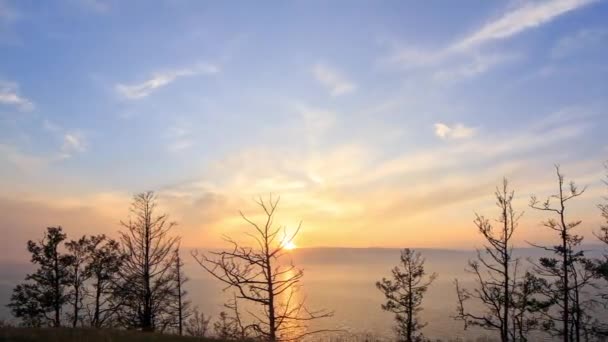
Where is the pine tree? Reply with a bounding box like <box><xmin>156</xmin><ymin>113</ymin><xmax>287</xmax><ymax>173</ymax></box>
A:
<box><xmin>376</xmin><ymin>248</ymin><xmax>436</xmax><ymax>342</ymax></box>
<box><xmin>8</xmin><ymin>227</ymin><xmax>72</xmax><ymax>327</ymax></box>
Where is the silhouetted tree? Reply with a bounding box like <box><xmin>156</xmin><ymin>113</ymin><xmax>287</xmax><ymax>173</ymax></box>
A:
<box><xmin>590</xmin><ymin>161</ymin><xmax>608</xmax><ymax>337</ymax></box>
<box><xmin>194</xmin><ymin>195</ymin><xmax>332</xmax><ymax>341</ymax></box>
<box><xmin>214</xmin><ymin>311</ymin><xmax>240</xmax><ymax>340</ymax></box>
<box><xmin>7</xmin><ymin>284</ymin><xmax>45</xmax><ymax>327</ymax></box>
<box><xmin>529</xmin><ymin>165</ymin><xmax>594</xmax><ymax>341</ymax></box>
<box><xmin>170</xmin><ymin>245</ymin><xmax>191</xmax><ymax>335</ymax></box>
<box><xmin>376</xmin><ymin>248</ymin><xmax>436</xmax><ymax>342</ymax></box>
<box><xmin>509</xmin><ymin>271</ymin><xmax>549</xmax><ymax>341</ymax></box>
<box><xmin>376</xmin><ymin>248</ymin><xmax>437</xmax><ymax>342</ymax></box>
<box><xmin>85</xmin><ymin>234</ymin><xmax>124</xmax><ymax>328</ymax></box>
<box><xmin>185</xmin><ymin>307</ymin><xmax>211</xmax><ymax>338</ymax></box>
<box><xmin>65</xmin><ymin>235</ymin><xmax>92</xmax><ymax>327</ymax></box>
<box><xmin>8</xmin><ymin>227</ymin><xmax>72</xmax><ymax>327</ymax></box>
<box><xmin>454</xmin><ymin>179</ymin><xmax>533</xmax><ymax>341</ymax></box>
<box><xmin>116</xmin><ymin>191</ymin><xmax>179</xmax><ymax>331</ymax></box>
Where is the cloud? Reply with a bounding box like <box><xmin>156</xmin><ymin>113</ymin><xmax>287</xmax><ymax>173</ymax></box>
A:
<box><xmin>151</xmin><ymin>107</ymin><xmax>599</xmax><ymax>249</ymax></box>
<box><xmin>453</xmin><ymin>0</ymin><xmax>596</xmax><ymax>51</ymax></box>
<box><xmin>433</xmin><ymin>53</ymin><xmax>520</xmax><ymax>81</ymax></box>
<box><xmin>0</xmin><ymin>81</ymin><xmax>34</xmax><ymax>111</ymax></box>
<box><xmin>166</xmin><ymin>123</ymin><xmax>194</xmax><ymax>153</ymax></box>
<box><xmin>60</xmin><ymin>132</ymin><xmax>87</xmax><ymax>158</ymax></box>
<box><xmin>312</xmin><ymin>63</ymin><xmax>356</xmax><ymax>96</ymax></box>
<box><xmin>434</xmin><ymin>123</ymin><xmax>476</xmax><ymax>140</ymax></box>
<box><xmin>115</xmin><ymin>63</ymin><xmax>220</xmax><ymax>100</ymax></box>
<box><xmin>0</xmin><ymin>144</ymin><xmax>46</xmax><ymax>172</ymax></box>
<box><xmin>0</xmin><ymin>0</ymin><xmax>18</xmax><ymax>23</ymax></box>
<box><xmin>72</xmin><ymin>0</ymin><xmax>110</xmax><ymax>13</ymax></box>
<box><xmin>385</xmin><ymin>0</ymin><xmax>595</xmax><ymax>80</ymax></box>
<box><xmin>551</xmin><ymin>28</ymin><xmax>608</xmax><ymax>59</ymax></box>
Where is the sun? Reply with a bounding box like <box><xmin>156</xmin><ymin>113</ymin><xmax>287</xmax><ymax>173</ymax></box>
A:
<box><xmin>281</xmin><ymin>240</ymin><xmax>297</xmax><ymax>250</ymax></box>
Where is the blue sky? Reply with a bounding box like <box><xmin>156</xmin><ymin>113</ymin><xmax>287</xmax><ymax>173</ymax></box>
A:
<box><xmin>0</xmin><ymin>0</ymin><xmax>607</xmax><ymax>255</ymax></box>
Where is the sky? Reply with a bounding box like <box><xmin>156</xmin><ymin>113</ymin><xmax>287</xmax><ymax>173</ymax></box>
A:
<box><xmin>0</xmin><ymin>0</ymin><xmax>607</xmax><ymax>261</ymax></box>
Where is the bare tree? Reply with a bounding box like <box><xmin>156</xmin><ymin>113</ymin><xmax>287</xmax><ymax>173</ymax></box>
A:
<box><xmin>193</xmin><ymin>195</ymin><xmax>332</xmax><ymax>341</ymax></box>
<box><xmin>186</xmin><ymin>307</ymin><xmax>211</xmax><ymax>338</ymax></box>
<box><xmin>376</xmin><ymin>248</ymin><xmax>436</xmax><ymax>342</ymax></box>
<box><xmin>454</xmin><ymin>179</ymin><xmax>530</xmax><ymax>341</ymax></box>
<box><xmin>214</xmin><ymin>311</ymin><xmax>241</xmax><ymax>340</ymax></box>
<box><xmin>529</xmin><ymin>165</ymin><xmax>593</xmax><ymax>341</ymax></box>
<box><xmin>116</xmin><ymin>191</ymin><xmax>179</xmax><ymax>331</ymax></box>
<box><xmin>171</xmin><ymin>245</ymin><xmax>191</xmax><ymax>335</ymax></box>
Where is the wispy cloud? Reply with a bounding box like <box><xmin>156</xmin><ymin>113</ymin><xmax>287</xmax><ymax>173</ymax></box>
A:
<box><xmin>166</xmin><ymin>123</ymin><xmax>194</xmax><ymax>153</ymax></box>
<box><xmin>41</xmin><ymin>120</ymin><xmax>89</xmax><ymax>159</ymax></box>
<box><xmin>434</xmin><ymin>122</ymin><xmax>476</xmax><ymax>140</ymax></box>
<box><xmin>72</xmin><ymin>0</ymin><xmax>110</xmax><ymax>13</ymax></box>
<box><xmin>115</xmin><ymin>63</ymin><xmax>220</xmax><ymax>100</ymax></box>
<box><xmin>453</xmin><ymin>0</ymin><xmax>596</xmax><ymax>51</ymax></box>
<box><xmin>433</xmin><ymin>53</ymin><xmax>520</xmax><ymax>82</ymax></box>
<box><xmin>385</xmin><ymin>0</ymin><xmax>595</xmax><ymax>80</ymax></box>
<box><xmin>551</xmin><ymin>28</ymin><xmax>608</xmax><ymax>59</ymax></box>
<box><xmin>153</xmin><ymin>107</ymin><xmax>598</xmax><ymax>248</ymax></box>
<box><xmin>312</xmin><ymin>63</ymin><xmax>356</xmax><ymax>96</ymax></box>
<box><xmin>60</xmin><ymin>132</ymin><xmax>87</xmax><ymax>158</ymax></box>
<box><xmin>0</xmin><ymin>0</ymin><xmax>18</xmax><ymax>23</ymax></box>
<box><xmin>0</xmin><ymin>143</ymin><xmax>46</xmax><ymax>172</ymax></box>
<box><xmin>0</xmin><ymin>81</ymin><xmax>34</xmax><ymax>111</ymax></box>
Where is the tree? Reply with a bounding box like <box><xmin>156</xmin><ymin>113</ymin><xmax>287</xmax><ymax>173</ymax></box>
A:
<box><xmin>65</xmin><ymin>235</ymin><xmax>92</xmax><ymax>327</ymax></box>
<box><xmin>7</xmin><ymin>284</ymin><xmax>45</xmax><ymax>327</ymax></box>
<box><xmin>509</xmin><ymin>271</ymin><xmax>549</xmax><ymax>341</ymax></box>
<box><xmin>8</xmin><ymin>227</ymin><xmax>72</xmax><ymax>327</ymax></box>
<box><xmin>185</xmin><ymin>308</ymin><xmax>211</xmax><ymax>338</ymax></box>
<box><xmin>194</xmin><ymin>195</ymin><xmax>332</xmax><ymax>341</ymax></box>
<box><xmin>529</xmin><ymin>165</ymin><xmax>594</xmax><ymax>341</ymax></box>
<box><xmin>170</xmin><ymin>245</ymin><xmax>191</xmax><ymax>335</ymax></box>
<box><xmin>116</xmin><ymin>191</ymin><xmax>179</xmax><ymax>331</ymax></box>
<box><xmin>214</xmin><ymin>311</ymin><xmax>240</xmax><ymax>340</ymax></box>
<box><xmin>454</xmin><ymin>179</ymin><xmax>530</xmax><ymax>341</ymax></box>
<box><xmin>376</xmin><ymin>248</ymin><xmax>436</xmax><ymax>342</ymax></box>
<box><xmin>590</xmin><ymin>161</ymin><xmax>608</xmax><ymax>336</ymax></box>
<box><xmin>85</xmin><ymin>234</ymin><xmax>124</xmax><ymax>328</ymax></box>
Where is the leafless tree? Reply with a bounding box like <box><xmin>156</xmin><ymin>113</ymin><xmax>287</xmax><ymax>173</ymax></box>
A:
<box><xmin>455</xmin><ymin>179</ymin><xmax>532</xmax><ymax>341</ymax></box>
<box><xmin>193</xmin><ymin>195</ymin><xmax>332</xmax><ymax>341</ymax></box>
<box><xmin>529</xmin><ymin>165</ymin><xmax>594</xmax><ymax>341</ymax></box>
<box><xmin>185</xmin><ymin>307</ymin><xmax>211</xmax><ymax>338</ymax></box>
<box><xmin>376</xmin><ymin>248</ymin><xmax>436</xmax><ymax>342</ymax></box>
<box><xmin>170</xmin><ymin>245</ymin><xmax>191</xmax><ymax>335</ymax></box>
<box><xmin>116</xmin><ymin>191</ymin><xmax>180</xmax><ymax>331</ymax></box>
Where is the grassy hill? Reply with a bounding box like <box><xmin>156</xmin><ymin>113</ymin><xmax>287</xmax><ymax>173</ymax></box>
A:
<box><xmin>0</xmin><ymin>327</ymin><xmax>216</xmax><ymax>342</ymax></box>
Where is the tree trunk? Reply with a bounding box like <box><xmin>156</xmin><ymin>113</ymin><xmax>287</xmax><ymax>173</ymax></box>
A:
<box><xmin>72</xmin><ymin>274</ymin><xmax>79</xmax><ymax>328</ymax></box>
<box><xmin>267</xmin><ymin>252</ymin><xmax>277</xmax><ymax>341</ymax></box>
<box><xmin>177</xmin><ymin>254</ymin><xmax>183</xmax><ymax>336</ymax></box>
<box><xmin>54</xmin><ymin>252</ymin><xmax>61</xmax><ymax>327</ymax></box>
<box><xmin>560</xmin><ymin>207</ymin><xmax>569</xmax><ymax>342</ymax></box>
<box><xmin>143</xmin><ymin>202</ymin><xmax>153</xmax><ymax>332</ymax></box>
<box><xmin>407</xmin><ymin>290</ymin><xmax>413</xmax><ymax>342</ymax></box>
<box><xmin>502</xmin><ymin>204</ymin><xmax>510</xmax><ymax>342</ymax></box>
<box><xmin>94</xmin><ymin>277</ymin><xmax>101</xmax><ymax>327</ymax></box>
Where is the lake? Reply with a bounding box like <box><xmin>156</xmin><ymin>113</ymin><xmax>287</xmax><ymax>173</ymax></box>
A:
<box><xmin>1</xmin><ymin>247</ymin><xmax>605</xmax><ymax>341</ymax></box>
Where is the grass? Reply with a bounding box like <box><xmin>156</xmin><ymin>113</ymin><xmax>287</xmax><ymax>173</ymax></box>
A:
<box><xmin>0</xmin><ymin>327</ymin><xmax>216</xmax><ymax>342</ymax></box>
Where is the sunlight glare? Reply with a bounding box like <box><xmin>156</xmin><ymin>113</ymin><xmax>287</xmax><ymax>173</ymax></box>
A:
<box><xmin>282</xmin><ymin>240</ymin><xmax>297</xmax><ymax>250</ymax></box>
